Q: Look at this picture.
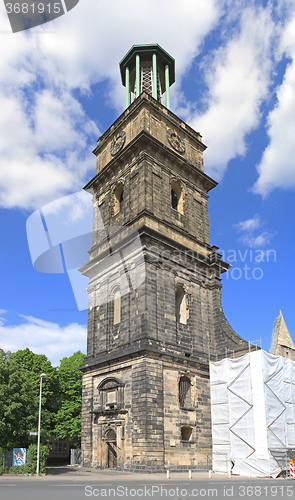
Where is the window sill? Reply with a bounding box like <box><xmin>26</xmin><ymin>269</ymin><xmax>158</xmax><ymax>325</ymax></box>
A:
<box><xmin>170</xmin><ymin>208</ymin><xmax>184</xmax><ymax>220</ymax></box>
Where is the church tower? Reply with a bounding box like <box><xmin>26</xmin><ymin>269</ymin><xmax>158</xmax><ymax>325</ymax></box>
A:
<box><xmin>80</xmin><ymin>44</ymin><xmax>250</xmax><ymax>470</ymax></box>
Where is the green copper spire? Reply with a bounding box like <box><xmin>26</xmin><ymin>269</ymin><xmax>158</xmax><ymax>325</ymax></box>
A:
<box><xmin>119</xmin><ymin>44</ymin><xmax>175</xmax><ymax>110</ymax></box>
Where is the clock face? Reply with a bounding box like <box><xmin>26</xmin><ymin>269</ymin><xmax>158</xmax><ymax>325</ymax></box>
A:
<box><xmin>167</xmin><ymin>128</ymin><xmax>185</xmax><ymax>154</ymax></box>
<box><xmin>110</xmin><ymin>130</ymin><xmax>126</xmax><ymax>156</ymax></box>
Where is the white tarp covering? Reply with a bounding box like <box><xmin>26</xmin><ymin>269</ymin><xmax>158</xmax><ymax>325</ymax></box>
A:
<box><xmin>209</xmin><ymin>350</ymin><xmax>295</xmax><ymax>477</ymax></box>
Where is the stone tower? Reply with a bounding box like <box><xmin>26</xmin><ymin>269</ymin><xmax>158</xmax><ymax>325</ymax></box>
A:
<box><xmin>80</xmin><ymin>44</ymin><xmax>250</xmax><ymax>470</ymax></box>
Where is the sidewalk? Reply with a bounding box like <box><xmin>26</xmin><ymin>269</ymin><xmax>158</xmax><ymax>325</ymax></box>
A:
<box><xmin>1</xmin><ymin>465</ymin><xmax>288</xmax><ymax>482</ymax></box>
<box><xmin>45</xmin><ymin>465</ymin><xmax>209</xmax><ymax>481</ymax></box>
<box><xmin>43</xmin><ymin>465</ymin><xmax>271</xmax><ymax>482</ymax></box>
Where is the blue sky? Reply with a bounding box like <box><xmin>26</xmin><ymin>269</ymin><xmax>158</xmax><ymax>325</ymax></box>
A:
<box><xmin>0</xmin><ymin>0</ymin><xmax>295</xmax><ymax>365</ymax></box>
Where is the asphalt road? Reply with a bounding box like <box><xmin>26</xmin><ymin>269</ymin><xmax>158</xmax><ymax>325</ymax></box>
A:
<box><xmin>0</xmin><ymin>468</ymin><xmax>294</xmax><ymax>500</ymax></box>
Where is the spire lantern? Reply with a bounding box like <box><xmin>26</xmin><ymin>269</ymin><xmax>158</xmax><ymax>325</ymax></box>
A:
<box><xmin>119</xmin><ymin>44</ymin><xmax>175</xmax><ymax>110</ymax></box>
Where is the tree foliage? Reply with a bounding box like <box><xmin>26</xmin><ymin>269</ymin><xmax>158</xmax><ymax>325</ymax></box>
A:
<box><xmin>53</xmin><ymin>350</ymin><xmax>85</xmax><ymax>448</ymax></box>
<box><xmin>25</xmin><ymin>443</ymin><xmax>49</xmax><ymax>474</ymax></box>
<box><xmin>10</xmin><ymin>348</ymin><xmax>59</xmax><ymax>439</ymax></box>
<box><xmin>0</xmin><ymin>348</ymin><xmax>85</xmax><ymax>451</ymax></box>
<box><xmin>0</xmin><ymin>350</ymin><xmax>35</xmax><ymax>448</ymax></box>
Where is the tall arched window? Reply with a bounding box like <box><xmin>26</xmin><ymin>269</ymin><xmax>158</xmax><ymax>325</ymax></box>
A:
<box><xmin>171</xmin><ymin>180</ymin><xmax>184</xmax><ymax>214</ymax></box>
<box><xmin>175</xmin><ymin>284</ymin><xmax>188</xmax><ymax>324</ymax></box>
<box><xmin>113</xmin><ymin>183</ymin><xmax>124</xmax><ymax>215</ymax></box>
<box><xmin>113</xmin><ymin>289</ymin><xmax>121</xmax><ymax>325</ymax></box>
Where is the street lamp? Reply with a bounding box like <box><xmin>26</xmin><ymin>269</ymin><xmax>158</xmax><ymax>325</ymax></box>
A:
<box><xmin>36</xmin><ymin>373</ymin><xmax>46</xmax><ymax>475</ymax></box>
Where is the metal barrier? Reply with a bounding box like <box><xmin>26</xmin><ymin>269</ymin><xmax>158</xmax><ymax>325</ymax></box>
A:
<box><xmin>70</xmin><ymin>449</ymin><xmax>82</xmax><ymax>465</ymax></box>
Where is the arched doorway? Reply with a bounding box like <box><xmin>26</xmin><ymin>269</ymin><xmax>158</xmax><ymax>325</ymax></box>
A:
<box><xmin>106</xmin><ymin>429</ymin><xmax>117</xmax><ymax>469</ymax></box>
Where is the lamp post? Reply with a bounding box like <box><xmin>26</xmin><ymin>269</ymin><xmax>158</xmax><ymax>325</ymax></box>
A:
<box><xmin>36</xmin><ymin>373</ymin><xmax>46</xmax><ymax>475</ymax></box>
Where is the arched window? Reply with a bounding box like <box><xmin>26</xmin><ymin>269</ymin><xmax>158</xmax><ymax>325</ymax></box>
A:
<box><xmin>175</xmin><ymin>284</ymin><xmax>188</xmax><ymax>324</ymax></box>
<box><xmin>179</xmin><ymin>375</ymin><xmax>191</xmax><ymax>408</ymax></box>
<box><xmin>171</xmin><ymin>180</ymin><xmax>184</xmax><ymax>214</ymax></box>
<box><xmin>113</xmin><ymin>183</ymin><xmax>124</xmax><ymax>215</ymax></box>
<box><xmin>113</xmin><ymin>289</ymin><xmax>121</xmax><ymax>325</ymax></box>
<box><xmin>106</xmin><ymin>429</ymin><xmax>116</xmax><ymax>442</ymax></box>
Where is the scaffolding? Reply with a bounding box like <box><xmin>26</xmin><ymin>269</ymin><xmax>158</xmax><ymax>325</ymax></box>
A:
<box><xmin>210</xmin><ymin>350</ymin><xmax>295</xmax><ymax>477</ymax></box>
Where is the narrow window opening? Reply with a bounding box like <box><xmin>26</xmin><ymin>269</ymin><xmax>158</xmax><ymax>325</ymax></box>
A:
<box><xmin>179</xmin><ymin>376</ymin><xmax>191</xmax><ymax>408</ymax></box>
<box><xmin>119</xmin><ymin>189</ymin><xmax>124</xmax><ymax>211</ymax></box>
<box><xmin>175</xmin><ymin>285</ymin><xmax>188</xmax><ymax>324</ymax></box>
<box><xmin>114</xmin><ymin>183</ymin><xmax>124</xmax><ymax>215</ymax></box>
<box><xmin>181</xmin><ymin>426</ymin><xmax>192</xmax><ymax>441</ymax></box>
<box><xmin>171</xmin><ymin>180</ymin><xmax>184</xmax><ymax>214</ymax></box>
<box><xmin>113</xmin><ymin>289</ymin><xmax>121</xmax><ymax>325</ymax></box>
<box><xmin>171</xmin><ymin>189</ymin><xmax>178</xmax><ymax>209</ymax></box>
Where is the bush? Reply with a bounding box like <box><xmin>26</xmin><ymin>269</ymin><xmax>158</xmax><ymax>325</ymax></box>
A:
<box><xmin>25</xmin><ymin>444</ymin><xmax>49</xmax><ymax>475</ymax></box>
<box><xmin>0</xmin><ymin>444</ymin><xmax>49</xmax><ymax>475</ymax></box>
<box><xmin>8</xmin><ymin>465</ymin><xmax>26</xmax><ymax>475</ymax></box>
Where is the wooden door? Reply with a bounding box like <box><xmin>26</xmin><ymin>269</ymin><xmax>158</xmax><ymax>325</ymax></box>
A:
<box><xmin>107</xmin><ymin>442</ymin><xmax>117</xmax><ymax>469</ymax></box>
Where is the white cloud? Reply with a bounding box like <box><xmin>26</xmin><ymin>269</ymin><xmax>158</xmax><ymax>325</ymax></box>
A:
<box><xmin>0</xmin><ymin>315</ymin><xmax>87</xmax><ymax>366</ymax></box>
<box><xmin>0</xmin><ymin>78</ymin><xmax>99</xmax><ymax>209</ymax></box>
<box><xmin>0</xmin><ymin>0</ymin><xmax>220</xmax><ymax>210</ymax></box>
<box><xmin>190</xmin><ymin>4</ymin><xmax>275</xmax><ymax>180</ymax></box>
<box><xmin>234</xmin><ymin>214</ymin><xmax>275</xmax><ymax>248</ymax></box>
<box><xmin>238</xmin><ymin>231</ymin><xmax>274</xmax><ymax>248</ymax></box>
<box><xmin>33</xmin><ymin>90</ymin><xmax>90</xmax><ymax>152</ymax></box>
<box><xmin>1</xmin><ymin>0</ymin><xmax>295</xmax><ymax>207</ymax></box>
<box><xmin>0</xmin><ymin>309</ymin><xmax>7</xmax><ymax>326</ymax></box>
<box><xmin>253</xmin><ymin>11</ymin><xmax>295</xmax><ymax>196</ymax></box>
<box><xmin>235</xmin><ymin>214</ymin><xmax>261</xmax><ymax>233</ymax></box>
<box><xmin>41</xmin><ymin>190</ymin><xmax>93</xmax><ymax>225</ymax></box>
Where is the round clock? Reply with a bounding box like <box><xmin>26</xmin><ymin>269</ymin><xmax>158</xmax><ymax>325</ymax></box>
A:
<box><xmin>110</xmin><ymin>130</ymin><xmax>126</xmax><ymax>156</ymax></box>
<box><xmin>167</xmin><ymin>128</ymin><xmax>185</xmax><ymax>154</ymax></box>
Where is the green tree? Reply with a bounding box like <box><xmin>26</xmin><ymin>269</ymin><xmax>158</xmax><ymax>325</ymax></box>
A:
<box><xmin>25</xmin><ymin>443</ymin><xmax>49</xmax><ymax>474</ymax></box>
<box><xmin>10</xmin><ymin>348</ymin><xmax>59</xmax><ymax>436</ymax></box>
<box><xmin>0</xmin><ymin>350</ymin><xmax>35</xmax><ymax>448</ymax></box>
<box><xmin>53</xmin><ymin>351</ymin><xmax>85</xmax><ymax>448</ymax></box>
<box><xmin>0</xmin><ymin>348</ymin><xmax>85</xmax><ymax>451</ymax></box>
<box><xmin>0</xmin><ymin>348</ymin><xmax>58</xmax><ymax>449</ymax></box>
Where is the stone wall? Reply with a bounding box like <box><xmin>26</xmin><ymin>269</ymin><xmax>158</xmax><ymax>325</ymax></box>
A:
<box><xmin>81</xmin><ymin>354</ymin><xmax>212</xmax><ymax>470</ymax></box>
